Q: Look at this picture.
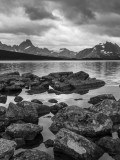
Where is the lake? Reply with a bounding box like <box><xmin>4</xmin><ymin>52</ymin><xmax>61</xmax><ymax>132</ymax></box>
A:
<box><xmin>0</xmin><ymin>60</ymin><xmax>119</xmax><ymax>160</ymax></box>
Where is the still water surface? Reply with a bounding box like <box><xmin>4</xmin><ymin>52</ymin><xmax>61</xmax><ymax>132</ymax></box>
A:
<box><xmin>0</xmin><ymin>60</ymin><xmax>120</xmax><ymax>160</ymax></box>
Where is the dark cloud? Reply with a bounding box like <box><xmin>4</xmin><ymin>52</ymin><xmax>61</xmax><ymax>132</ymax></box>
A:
<box><xmin>24</xmin><ymin>6</ymin><xmax>56</xmax><ymax>20</ymax></box>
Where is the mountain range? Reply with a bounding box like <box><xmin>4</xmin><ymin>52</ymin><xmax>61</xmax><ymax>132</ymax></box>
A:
<box><xmin>0</xmin><ymin>39</ymin><xmax>120</xmax><ymax>60</ymax></box>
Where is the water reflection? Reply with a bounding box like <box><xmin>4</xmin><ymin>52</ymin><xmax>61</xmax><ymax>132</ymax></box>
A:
<box><xmin>0</xmin><ymin>61</ymin><xmax>120</xmax><ymax>85</ymax></box>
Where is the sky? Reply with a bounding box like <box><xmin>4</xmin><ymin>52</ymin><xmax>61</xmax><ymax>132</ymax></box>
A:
<box><xmin>0</xmin><ymin>0</ymin><xmax>120</xmax><ymax>51</ymax></box>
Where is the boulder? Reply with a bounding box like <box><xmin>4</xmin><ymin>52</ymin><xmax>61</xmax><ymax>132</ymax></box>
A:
<box><xmin>14</xmin><ymin>138</ymin><xmax>25</xmax><ymax>149</ymax></box>
<box><xmin>54</xmin><ymin>128</ymin><xmax>104</xmax><ymax>160</ymax></box>
<box><xmin>50</xmin><ymin>106</ymin><xmax>113</xmax><ymax>137</ymax></box>
<box><xmin>14</xmin><ymin>96</ymin><xmax>23</xmax><ymax>103</ymax></box>
<box><xmin>6</xmin><ymin>102</ymin><xmax>38</xmax><ymax>124</ymax></box>
<box><xmin>48</xmin><ymin>99</ymin><xmax>58</xmax><ymax>103</ymax></box>
<box><xmin>50</xmin><ymin>102</ymin><xmax>68</xmax><ymax>114</ymax></box>
<box><xmin>0</xmin><ymin>106</ymin><xmax>7</xmax><ymax>115</ymax></box>
<box><xmin>68</xmin><ymin>71</ymin><xmax>89</xmax><ymax>81</ymax></box>
<box><xmin>88</xmin><ymin>99</ymin><xmax>120</xmax><ymax>124</ymax></box>
<box><xmin>88</xmin><ymin>94</ymin><xmax>116</xmax><ymax>105</ymax></box>
<box><xmin>31</xmin><ymin>99</ymin><xmax>43</xmax><ymax>104</ymax></box>
<box><xmin>12</xmin><ymin>149</ymin><xmax>54</xmax><ymax>160</ymax></box>
<box><xmin>97</xmin><ymin>136</ymin><xmax>120</xmax><ymax>156</ymax></box>
<box><xmin>5</xmin><ymin>123</ymin><xmax>43</xmax><ymax>140</ymax></box>
<box><xmin>44</xmin><ymin>139</ymin><xmax>54</xmax><ymax>148</ymax></box>
<box><xmin>18</xmin><ymin>101</ymin><xmax>50</xmax><ymax>117</ymax></box>
<box><xmin>0</xmin><ymin>138</ymin><xmax>16</xmax><ymax>160</ymax></box>
<box><xmin>0</xmin><ymin>95</ymin><xmax>7</xmax><ymax>104</ymax></box>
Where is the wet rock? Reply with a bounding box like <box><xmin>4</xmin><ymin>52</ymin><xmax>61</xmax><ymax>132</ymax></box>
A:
<box><xmin>68</xmin><ymin>71</ymin><xmax>89</xmax><ymax>81</ymax></box>
<box><xmin>31</xmin><ymin>99</ymin><xmax>43</xmax><ymax>105</ymax></box>
<box><xmin>0</xmin><ymin>106</ymin><xmax>7</xmax><ymax>115</ymax></box>
<box><xmin>113</xmin><ymin>154</ymin><xmax>120</xmax><ymax>160</ymax></box>
<box><xmin>50</xmin><ymin>102</ymin><xmax>68</xmax><ymax>114</ymax></box>
<box><xmin>97</xmin><ymin>136</ymin><xmax>120</xmax><ymax>156</ymax></box>
<box><xmin>18</xmin><ymin>101</ymin><xmax>50</xmax><ymax>117</ymax></box>
<box><xmin>88</xmin><ymin>99</ymin><xmax>120</xmax><ymax>124</ymax></box>
<box><xmin>88</xmin><ymin>94</ymin><xmax>116</xmax><ymax>105</ymax></box>
<box><xmin>44</xmin><ymin>139</ymin><xmax>54</xmax><ymax>148</ymax></box>
<box><xmin>5</xmin><ymin>123</ymin><xmax>43</xmax><ymax>140</ymax></box>
<box><xmin>0</xmin><ymin>95</ymin><xmax>7</xmax><ymax>104</ymax></box>
<box><xmin>14</xmin><ymin>96</ymin><xmax>23</xmax><ymax>103</ymax></box>
<box><xmin>12</xmin><ymin>149</ymin><xmax>54</xmax><ymax>160</ymax></box>
<box><xmin>14</xmin><ymin>138</ymin><xmax>25</xmax><ymax>149</ymax></box>
<box><xmin>6</xmin><ymin>102</ymin><xmax>38</xmax><ymax>124</ymax></box>
<box><xmin>27</xmin><ymin>81</ymin><xmax>49</xmax><ymax>95</ymax></box>
<box><xmin>54</xmin><ymin>128</ymin><xmax>104</xmax><ymax>160</ymax></box>
<box><xmin>68</xmin><ymin>78</ymin><xmax>105</xmax><ymax>90</ymax></box>
<box><xmin>21</xmin><ymin>73</ymin><xmax>39</xmax><ymax>80</ymax></box>
<box><xmin>0</xmin><ymin>138</ymin><xmax>16</xmax><ymax>160</ymax></box>
<box><xmin>50</xmin><ymin>106</ymin><xmax>113</xmax><ymax>137</ymax></box>
<box><xmin>51</xmin><ymin>81</ymin><xmax>74</xmax><ymax>92</ymax></box>
<box><xmin>48</xmin><ymin>99</ymin><xmax>58</xmax><ymax>103</ymax></box>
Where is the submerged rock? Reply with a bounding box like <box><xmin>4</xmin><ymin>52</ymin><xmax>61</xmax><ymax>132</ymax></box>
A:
<box><xmin>0</xmin><ymin>138</ymin><xmax>16</xmax><ymax>160</ymax></box>
<box><xmin>12</xmin><ymin>149</ymin><xmax>54</xmax><ymax>160</ymax></box>
<box><xmin>50</xmin><ymin>106</ymin><xmax>113</xmax><ymax>137</ymax></box>
<box><xmin>14</xmin><ymin>96</ymin><xmax>23</xmax><ymax>103</ymax></box>
<box><xmin>31</xmin><ymin>99</ymin><xmax>43</xmax><ymax>105</ymax></box>
<box><xmin>54</xmin><ymin>128</ymin><xmax>104</xmax><ymax>160</ymax></box>
<box><xmin>48</xmin><ymin>99</ymin><xmax>58</xmax><ymax>103</ymax></box>
<box><xmin>88</xmin><ymin>94</ymin><xmax>116</xmax><ymax>105</ymax></box>
<box><xmin>5</xmin><ymin>123</ymin><xmax>43</xmax><ymax>140</ymax></box>
<box><xmin>44</xmin><ymin>139</ymin><xmax>54</xmax><ymax>148</ymax></box>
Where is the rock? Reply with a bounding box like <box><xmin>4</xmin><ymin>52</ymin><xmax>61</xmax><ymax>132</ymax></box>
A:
<box><xmin>44</xmin><ymin>139</ymin><xmax>54</xmax><ymax>148</ymax></box>
<box><xmin>0</xmin><ymin>106</ymin><xmax>7</xmax><ymax>115</ymax></box>
<box><xmin>0</xmin><ymin>138</ymin><xmax>16</xmax><ymax>160</ymax></box>
<box><xmin>113</xmin><ymin>154</ymin><xmax>120</xmax><ymax>160</ymax></box>
<box><xmin>18</xmin><ymin>101</ymin><xmax>50</xmax><ymax>117</ymax></box>
<box><xmin>50</xmin><ymin>102</ymin><xmax>68</xmax><ymax>114</ymax></box>
<box><xmin>68</xmin><ymin>71</ymin><xmax>89</xmax><ymax>81</ymax></box>
<box><xmin>31</xmin><ymin>99</ymin><xmax>43</xmax><ymax>104</ymax></box>
<box><xmin>48</xmin><ymin>99</ymin><xmax>58</xmax><ymax>103</ymax></box>
<box><xmin>12</xmin><ymin>149</ymin><xmax>54</xmax><ymax>160</ymax></box>
<box><xmin>68</xmin><ymin>78</ymin><xmax>105</xmax><ymax>90</ymax></box>
<box><xmin>50</xmin><ymin>106</ymin><xmax>113</xmax><ymax>137</ymax></box>
<box><xmin>14</xmin><ymin>96</ymin><xmax>23</xmax><ymax>103</ymax></box>
<box><xmin>51</xmin><ymin>81</ymin><xmax>74</xmax><ymax>92</ymax></box>
<box><xmin>21</xmin><ymin>73</ymin><xmax>39</xmax><ymax>80</ymax></box>
<box><xmin>97</xmin><ymin>136</ymin><xmax>120</xmax><ymax>156</ymax></box>
<box><xmin>54</xmin><ymin>128</ymin><xmax>104</xmax><ymax>160</ymax></box>
<box><xmin>6</xmin><ymin>102</ymin><xmax>38</xmax><ymax>124</ymax></box>
<box><xmin>5</xmin><ymin>123</ymin><xmax>43</xmax><ymax>140</ymax></box>
<box><xmin>0</xmin><ymin>95</ymin><xmax>7</xmax><ymax>104</ymax></box>
<box><xmin>88</xmin><ymin>94</ymin><xmax>116</xmax><ymax>105</ymax></box>
<box><xmin>88</xmin><ymin>99</ymin><xmax>120</xmax><ymax>124</ymax></box>
<box><xmin>5</xmin><ymin>85</ymin><xmax>22</xmax><ymax>92</ymax></box>
<box><xmin>14</xmin><ymin>138</ymin><xmax>25</xmax><ymax>149</ymax></box>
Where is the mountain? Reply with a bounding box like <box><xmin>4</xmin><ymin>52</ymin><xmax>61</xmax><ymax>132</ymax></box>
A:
<box><xmin>0</xmin><ymin>49</ymin><xmax>66</xmax><ymax>60</ymax></box>
<box><xmin>0</xmin><ymin>39</ymin><xmax>76</xmax><ymax>59</ymax></box>
<box><xmin>76</xmin><ymin>42</ymin><xmax>120</xmax><ymax>59</ymax></box>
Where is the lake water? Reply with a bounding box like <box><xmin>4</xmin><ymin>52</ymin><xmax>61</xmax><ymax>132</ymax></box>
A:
<box><xmin>0</xmin><ymin>60</ymin><xmax>120</xmax><ymax>160</ymax></box>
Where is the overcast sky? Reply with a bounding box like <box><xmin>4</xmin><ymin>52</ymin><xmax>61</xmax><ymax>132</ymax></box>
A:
<box><xmin>0</xmin><ymin>0</ymin><xmax>120</xmax><ymax>51</ymax></box>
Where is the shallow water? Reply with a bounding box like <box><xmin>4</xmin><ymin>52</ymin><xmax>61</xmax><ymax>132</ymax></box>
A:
<box><xmin>0</xmin><ymin>60</ymin><xmax>120</xmax><ymax>160</ymax></box>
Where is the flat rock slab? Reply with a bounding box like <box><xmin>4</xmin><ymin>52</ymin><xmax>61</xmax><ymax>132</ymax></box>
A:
<box><xmin>0</xmin><ymin>138</ymin><xmax>16</xmax><ymax>160</ymax></box>
<box><xmin>5</xmin><ymin>123</ymin><xmax>43</xmax><ymax>140</ymax></box>
<box><xmin>54</xmin><ymin>128</ymin><xmax>104</xmax><ymax>160</ymax></box>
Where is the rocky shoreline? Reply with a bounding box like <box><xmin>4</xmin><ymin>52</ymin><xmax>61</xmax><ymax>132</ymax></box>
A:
<box><xmin>0</xmin><ymin>71</ymin><xmax>119</xmax><ymax>160</ymax></box>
